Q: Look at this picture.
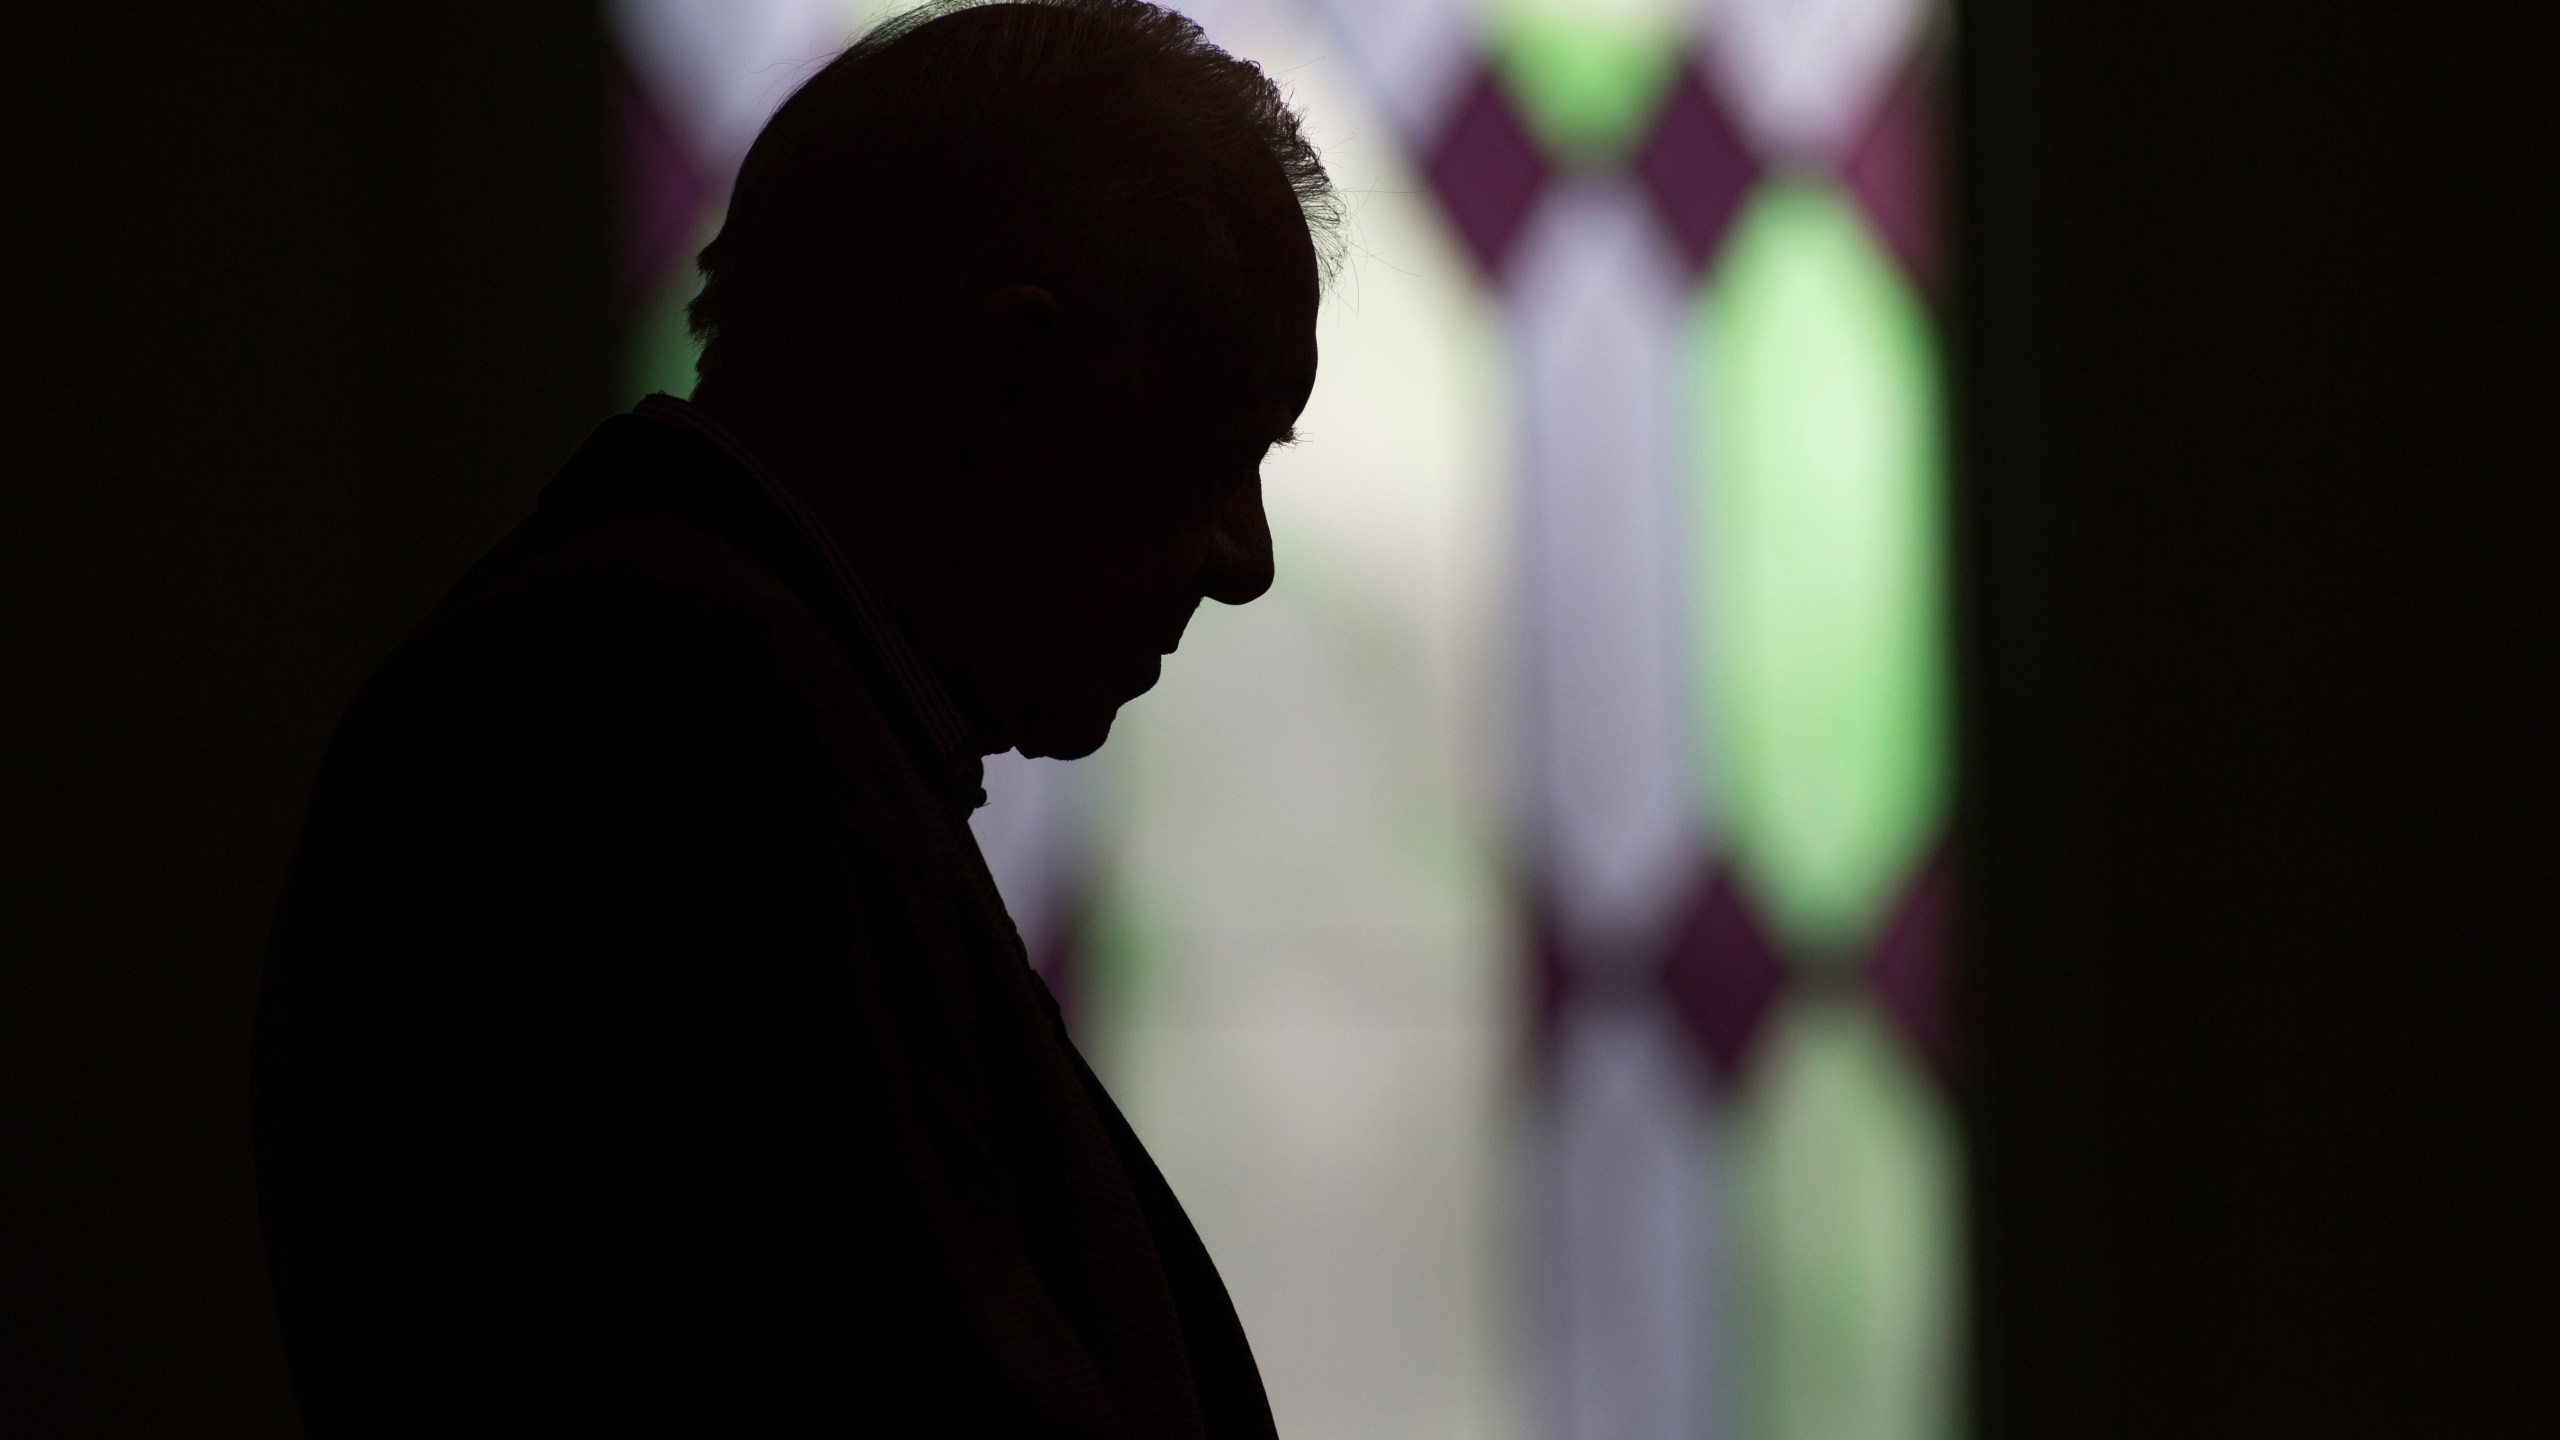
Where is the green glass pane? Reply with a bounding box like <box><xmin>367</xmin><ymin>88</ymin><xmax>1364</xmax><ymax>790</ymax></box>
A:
<box><xmin>1073</xmin><ymin>873</ymin><xmax>1165</xmax><ymax>1067</ymax></box>
<box><xmin>1727</xmin><ymin>996</ymin><xmax>1959</xmax><ymax>1440</ymax></box>
<box><xmin>1690</xmin><ymin>177</ymin><xmax>1948</xmax><ymax>964</ymax></box>
<box><xmin>1488</xmin><ymin>0</ymin><xmax>1684</xmax><ymax>169</ymax></box>
<box><xmin>622</xmin><ymin>261</ymin><xmax>705</xmax><ymax>405</ymax></box>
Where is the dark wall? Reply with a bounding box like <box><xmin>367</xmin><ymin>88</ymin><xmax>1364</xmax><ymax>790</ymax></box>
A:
<box><xmin>3</xmin><ymin>5</ymin><xmax>612</xmax><ymax>1431</ymax></box>
<box><xmin>1957</xmin><ymin>3</ymin><xmax>2554</xmax><ymax>1436</ymax></box>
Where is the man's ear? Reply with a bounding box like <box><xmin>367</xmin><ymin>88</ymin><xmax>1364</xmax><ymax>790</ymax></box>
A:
<box><xmin>974</xmin><ymin>284</ymin><xmax>1059</xmax><ymax>418</ymax></box>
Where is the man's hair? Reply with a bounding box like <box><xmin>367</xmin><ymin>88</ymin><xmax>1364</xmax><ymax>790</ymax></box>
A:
<box><xmin>687</xmin><ymin>0</ymin><xmax>1342</xmax><ymax>385</ymax></box>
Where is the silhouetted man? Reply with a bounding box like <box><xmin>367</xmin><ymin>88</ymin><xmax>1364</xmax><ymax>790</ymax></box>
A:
<box><xmin>254</xmin><ymin>2</ymin><xmax>1331</xmax><ymax>1432</ymax></box>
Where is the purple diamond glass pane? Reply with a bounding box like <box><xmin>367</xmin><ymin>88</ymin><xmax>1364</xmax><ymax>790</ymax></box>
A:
<box><xmin>1662</xmin><ymin>866</ymin><xmax>1788</xmax><ymax>1085</ymax></box>
<box><xmin>619</xmin><ymin>71</ymin><xmax>714</xmax><ymax>307</ymax></box>
<box><xmin>1841</xmin><ymin>61</ymin><xmax>1938</xmax><ymax>293</ymax></box>
<box><xmin>1525</xmin><ymin>887</ymin><xmax>1578</xmax><ymax>1066</ymax></box>
<box><xmin>1866</xmin><ymin>846</ymin><xmax>1953</xmax><ymax>1082</ymax></box>
<box><xmin>1425</xmin><ymin>67</ymin><xmax>1549</xmax><ymax>281</ymax></box>
<box><xmin>1027</xmin><ymin>887</ymin><xmax>1087</xmax><ymax>1035</ymax></box>
<box><xmin>1636</xmin><ymin>64</ymin><xmax>1758</xmax><ymax>279</ymax></box>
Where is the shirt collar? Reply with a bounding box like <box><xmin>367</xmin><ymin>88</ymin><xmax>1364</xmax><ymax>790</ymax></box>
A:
<box><xmin>633</xmin><ymin>392</ymin><xmax>990</xmax><ymax>812</ymax></box>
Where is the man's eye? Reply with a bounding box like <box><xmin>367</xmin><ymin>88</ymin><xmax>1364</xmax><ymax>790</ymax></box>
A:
<box><xmin>1240</xmin><ymin>427</ymin><xmax>1297</xmax><ymax>467</ymax></box>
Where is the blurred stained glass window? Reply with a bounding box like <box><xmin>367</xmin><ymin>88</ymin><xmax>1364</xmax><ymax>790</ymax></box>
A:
<box><xmin>611</xmin><ymin>2</ymin><xmax>1957</xmax><ymax>1436</ymax></box>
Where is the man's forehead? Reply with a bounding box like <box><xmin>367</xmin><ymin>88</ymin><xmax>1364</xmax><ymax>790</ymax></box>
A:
<box><xmin>1176</xmin><ymin>304</ymin><xmax>1312</xmax><ymax>425</ymax></box>
<box><xmin>1221</xmin><ymin>184</ymin><xmax>1321</xmax><ymax>339</ymax></box>
<box><xmin>1230</xmin><ymin>163</ymin><xmax>1321</xmax><ymax>306</ymax></box>
<box><xmin>1166</xmin><ymin>192</ymin><xmax>1316</xmax><ymax>357</ymax></box>
<box><xmin>1224</xmin><ymin>227</ymin><xmax>1319</xmax><ymax>420</ymax></box>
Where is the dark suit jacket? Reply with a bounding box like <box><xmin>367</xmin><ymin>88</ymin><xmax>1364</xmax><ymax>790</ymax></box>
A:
<box><xmin>254</xmin><ymin>404</ymin><xmax>1276</xmax><ymax>1437</ymax></box>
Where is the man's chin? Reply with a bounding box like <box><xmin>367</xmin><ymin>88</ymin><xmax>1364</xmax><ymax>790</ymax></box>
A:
<box><xmin>1011</xmin><ymin>658</ymin><xmax>1158</xmax><ymax>762</ymax></box>
<box><xmin>1013</xmin><ymin>704</ymin><xmax>1119</xmax><ymax>762</ymax></box>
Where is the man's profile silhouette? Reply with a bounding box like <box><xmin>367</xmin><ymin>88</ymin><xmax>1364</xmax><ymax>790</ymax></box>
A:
<box><xmin>252</xmin><ymin>2</ymin><xmax>1334</xmax><ymax>1432</ymax></box>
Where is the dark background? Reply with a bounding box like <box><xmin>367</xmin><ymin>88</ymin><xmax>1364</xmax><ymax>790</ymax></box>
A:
<box><xmin>6</xmin><ymin>5</ymin><xmax>614</xmax><ymax>1431</ymax></box>
<box><xmin>4</xmin><ymin>1</ymin><xmax>2549</xmax><ymax>1434</ymax></box>
<box><xmin>1956</xmin><ymin>3</ymin><xmax>2555</xmax><ymax>1434</ymax></box>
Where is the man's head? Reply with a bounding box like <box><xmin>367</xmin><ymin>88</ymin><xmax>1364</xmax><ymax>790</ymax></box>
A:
<box><xmin>686</xmin><ymin>0</ymin><xmax>1339</xmax><ymax>760</ymax></box>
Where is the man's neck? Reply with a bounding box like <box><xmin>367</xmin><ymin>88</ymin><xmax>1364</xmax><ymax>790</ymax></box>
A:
<box><xmin>685</xmin><ymin>379</ymin><xmax>1010</xmax><ymax>758</ymax></box>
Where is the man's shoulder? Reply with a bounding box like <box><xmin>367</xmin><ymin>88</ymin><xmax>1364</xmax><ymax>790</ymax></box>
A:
<box><xmin>321</xmin><ymin>505</ymin><xmax>896</xmax><ymax>810</ymax></box>
<box><xmin>307</xmin><ymin>419</ymin><xmax>955</xmax><ymax>866</ymax></box>
<box><xmin>393</xmin><ymin>514</ymin><xmax>823</xmax><ymax>701</ymax></box>
<box><xmin>409</xmin><ymin>411</ymin><xmax>865</xmax><ymax>693</ymax></box>
<box><xmin>462</xmin><ymin>508</ymin><xmax>818</xmax><ymax>639</ymax></box>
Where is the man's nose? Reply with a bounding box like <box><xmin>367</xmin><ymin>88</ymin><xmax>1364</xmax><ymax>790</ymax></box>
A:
<box><xmin>1200</xmin><ymin>476</ymin><xmax>1275</xmax><ymax>606</ymax></box>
